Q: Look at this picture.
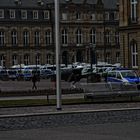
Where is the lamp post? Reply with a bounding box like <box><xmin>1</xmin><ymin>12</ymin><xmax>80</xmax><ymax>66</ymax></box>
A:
<box><xmin>35</xmin><ymin>54</ymin><xmax>37</xmax><ymax>72</ymax></box>
<box><xmin>55</xmin><ymin>0</ymin><xmax>62</xmax><ymax>110</ymax></box>
<box><xmin>89</xmin><ymin>43</ymin><xmax>96</xmax><ymax>71</ymax></box>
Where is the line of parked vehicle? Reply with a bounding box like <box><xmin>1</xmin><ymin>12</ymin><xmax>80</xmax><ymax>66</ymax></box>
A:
<box><xmin>0</xmin><ymin>65</ymin><xmax>52</xmax><ymax>81</ymax></box>
<box><xmin>1</xmin><ymin>62</ymin><xmax>138</xmax><ymax>85</ymax></box>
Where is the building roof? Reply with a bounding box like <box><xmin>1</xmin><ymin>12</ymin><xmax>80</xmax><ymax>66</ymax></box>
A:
<box><xmin>0</xmin><ymin>0</ymin><xmax>118</xmax><ymax>9</ymax></box>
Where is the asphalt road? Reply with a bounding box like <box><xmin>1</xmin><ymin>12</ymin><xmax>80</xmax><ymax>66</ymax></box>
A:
<box><xmin>0</xmin><ymin>121</ymin><xmax>140</xmax><ymax>140</ymax></box>
<box><xmin>0</xmin><ymin>79</ymin><xmax>140</xmax><ymax>140</ymax></box>
<box><xmin>0</xmin><ymin>78</ymin><xmax>105</xmax><ymax>91</ymax></box>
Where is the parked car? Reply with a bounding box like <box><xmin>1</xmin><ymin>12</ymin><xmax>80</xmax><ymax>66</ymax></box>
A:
<box><xmin>0</xmin><ymin>69</ymin><xmax>9</xmax><ymax>81</ymax></box>
<box><xmin>40</xmin><ymin>69</ymin><xmax>53</xmax><ymax>79</ymax></box>
<box><xmin>107</xmin><ymin>70</ymin><xmax>140</xmax><ymax>85</ymax></box>
<box><xmin>23</xmin><ymin>69</ymin><xmax>32</xmax><ymax>81</ymax></box>
<box><xmin>7</xmin><ymin>69</ymin><xmax>18</xmax><ymax>80</ymax></box>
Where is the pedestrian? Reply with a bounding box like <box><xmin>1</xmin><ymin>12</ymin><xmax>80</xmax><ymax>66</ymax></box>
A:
<box><xmin>68</xmin><ymin>68</ymin><xmax>81</xmax><ymax>89</ymax></box>
<box><xmin>32</xmin><ymin>74</ymin><xmax>37</xmax><ymax>90</ymax></box>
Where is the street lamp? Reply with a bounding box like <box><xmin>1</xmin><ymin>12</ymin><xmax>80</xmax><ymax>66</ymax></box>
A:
<box><xmin>89</xmin><ymin>43</ymin><xmax>96</xmax><ymax>71</ymax></box>
<box><xmin>55</xmin><ymin>0</ymin><xmax>62</xmax><ymax>110</ymax></box>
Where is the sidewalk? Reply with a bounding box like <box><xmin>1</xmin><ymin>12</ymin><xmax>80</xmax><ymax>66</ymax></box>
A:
<box><xmin>0</xmin><ymin>102</ymin><xmax>140</xmax><ymax>117</ymax></box>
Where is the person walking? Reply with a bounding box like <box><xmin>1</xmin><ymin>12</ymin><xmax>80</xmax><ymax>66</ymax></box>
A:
<box><xmin>68</xmin><ymin>68</ymin><xmax>81</xmax><ymax>89</ymax></box>
<box><xmin>32</xmin><ymin>74</ymin><xmax>37</xmax><ymax>90</ymax></box>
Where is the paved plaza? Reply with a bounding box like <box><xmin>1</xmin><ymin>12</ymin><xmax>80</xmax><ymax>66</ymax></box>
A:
<box><xmin>0</xmin><ymin>121</ymin><xmax>140</xmax><ymax>140</ymax></box>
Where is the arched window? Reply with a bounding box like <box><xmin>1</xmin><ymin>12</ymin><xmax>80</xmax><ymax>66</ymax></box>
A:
<box><xmin>90</xmin><ymin>29</ymin><xmax>96</xmax><ymax>44</ymax></box>
<box><xmin>130</xmin><ymin>40</ymin><xmax>138</xmax><ymax>68</ymax></box>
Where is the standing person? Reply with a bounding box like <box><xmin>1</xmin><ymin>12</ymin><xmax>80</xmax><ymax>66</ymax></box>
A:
<box><xmin>32</xmin><ymin>74</ymin><xmax>37</xmax><ymax>90</ymax></box>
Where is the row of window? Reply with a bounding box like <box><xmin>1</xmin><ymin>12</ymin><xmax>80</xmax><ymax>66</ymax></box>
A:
<box><xmin>0</xmin><ymin>9</ymin><xmax>119</xmax><ymax>21</ymax></box>
<box><xmin>0</xmin><ymin>53</ymin><xmax>54</xmax><ymax>66</ymax></box>
<box><xmin>0</xmin><ymin>52</ymin><xmax>120</xmax><ymax>67</ymax></box>
<box><xmin>0</xmin><ymin>30</ymin><xmax>52</xmax><ymax>46</ymax></box>
<box><xmin>0</xmin><ymin>29</ymin><xmax>119</xmax><ymax>46</ymax></box>
<box><xmin>61</xmin><ymin>11</ymin><xmax>119</xmax><ymax>21</ymax></box>
<box><xmin>0</xmin><ymin>9</ymin><xmax>50</xmax><ymax>20</ymax></box>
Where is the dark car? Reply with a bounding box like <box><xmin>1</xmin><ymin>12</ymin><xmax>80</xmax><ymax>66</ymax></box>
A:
<box><xmin>7</xmin><ymin>69</ymin><xmax>18</xmax><ymax>80</ymax></box>
<box><xmin>40</xmin><ymin>69</ymin><xmax>54</xmax><ymax>79</ymax></box>
<box><xmin>0</xmin><ymin>69</ymin><xmax>9</xmax><ymax>81</ymax></box>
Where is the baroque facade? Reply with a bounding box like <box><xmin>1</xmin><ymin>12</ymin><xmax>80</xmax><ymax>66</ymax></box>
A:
<box><xmin>119</xmin><ymin>0</ymin><xmax>140</xmax><ymax>69</ymax></box>
<box><xmin>0</xmin><ymin>0</ymin><xmax>119</xmax><ymax>68</ymax></box>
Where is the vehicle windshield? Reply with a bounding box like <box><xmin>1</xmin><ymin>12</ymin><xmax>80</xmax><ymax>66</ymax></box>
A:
<box><xmin>8</xmin><ymin>71</ymin><xmax>17</xmax><ymax>74</ymax></box>
<box><xmin>121</xmin><ymin>71</ymin><xmax>137</xmax><ymax>78</ymax></box>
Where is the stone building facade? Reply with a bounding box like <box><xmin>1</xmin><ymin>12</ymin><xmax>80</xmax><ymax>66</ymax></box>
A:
<box><xmin>0</xmin><ymin>0</ymin><xmax>119</xmax><ymax>68</ymax></box>
<box><xmin>119</xmin><ymin>0</ymin><xmax>140</xmax><ymax>69</ymax></box>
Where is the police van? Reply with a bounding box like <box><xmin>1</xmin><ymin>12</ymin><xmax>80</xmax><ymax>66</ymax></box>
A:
<box><xmin>107</xmin><ymin>70</ymin><xmax>140</xmax><ymax>85</ymax></box>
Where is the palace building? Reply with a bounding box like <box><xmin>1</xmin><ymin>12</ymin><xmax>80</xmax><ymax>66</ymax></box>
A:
<box><xmin>0</xmin><ymin>0</ymin><xmax>119</xmax><ymax>67</ymax></box>
<box><xmin>119</xmin><ymin>0</ymin><xmax>140</xmax><ymax>69</ymax></box>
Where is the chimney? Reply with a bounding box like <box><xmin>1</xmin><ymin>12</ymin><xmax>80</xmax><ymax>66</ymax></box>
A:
<box><xmin>97</xmin><ymin>0</ymin><xmax>103</xmax><ymax>5</ymax></box>
<box><xmin>14</xmin><ymin>0</ymin><xmax>22</xmax><ymax>5</ymax></box>
<box><xmin>83</xmin><ymin>0</ymin><xmax>87</xmax><ymax>4</ymax></box>
<box><xmin>37</xmin><ymin>0</ymin><xmax>44</xmax><ymax>6</ymax></box>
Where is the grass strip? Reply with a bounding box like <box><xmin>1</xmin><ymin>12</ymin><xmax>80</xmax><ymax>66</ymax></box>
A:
<box><xmin>0</xmin><ymin>96</ymin><xmax>140</xmax><ymax>108</ymax></box>
<box><xmin>0</xmin><ymin>98</ymin><xmax>92</xmax><ymax>108</ymax></box>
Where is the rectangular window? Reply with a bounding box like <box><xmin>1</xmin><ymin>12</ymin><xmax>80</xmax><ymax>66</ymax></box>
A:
<box><xmin>45</xmin><ymin>31</ymin><xmax>52</xmax><ymax>45</ymax></box>
<box><xmin>21</xmin><ymin>10</ymin><xmax>27</xmax><ymax>19</ymax></box>
<box><xmin>34</xmin><ymin>31</ymin><xmax>40</xmax><ymax>46</ymax></box>
<box><xmin>0</xmin><ymin>10</ymin><xmax>4</xmax><ymax>19</ymax></box>
<box><xmin>12</xmin><ymin>55</ymin><xmax>17</xmax><ymax>65</ymax></box>
<box><xmin>109</xmin><ymin>12</ymin><xmax>115</xmax><ymax>20</ymax></box>
<box><xmin>76</xmin><ymin>13</ymin><xmax>81</xmax><ymax>20</ymax></box>
<box><xmin>105</xmin><ymin>32</ymin><xmax>111</xmax><ymax>44</ymax></box>
<box><xmin>90</xmin><ymin>29</ymin><xmax>96</xmax><ymax>45</ymax></box>
<box><xmin>46</xmin><ymin>54</ymin><xmax>51</xmax><ymax>64</ymax></box>
<box><xmin>106</xmin><ymin>53</ymin><xmax>111</xmax><ymax>63</ymax></box>
<box><xmin>36</xmin><ymin>55</ymin><xmax>40</xmax><ymax>65</ymax></box>
<box><xmin>76</xmin><ymin>29</ymin><xmax>82</xmax><ymax>45</ymax></box>
<box><xmin>91</xmin><ymin>13</ymin><xmax>96</xmax><ymax>20</ymax></box>
<box><xmin>33</xmin><ymin>10</ymin><xmax>38</xmax><ymax>19</ymax></box>
<box><xmin>0</xmin><ymin>31</ymin><xmax>5</xmax><ymax>46</ymax></box>
<box><xmin>131</xmin><ymin>0</ymin><xmax>137</xmax><ymax>22</ymax></box>
<box><xmin>0</xmin><ymin>55</ymin><xmax>5</xmax><ymax>67</ymax></box>
<box><xmin>105</xmin><ymin>12</ymin><xmax>109</xmax><ymax>20</ymax></box>
<box><xmin>62</xmin><ymin>29</ymin><xmax>68</xmax><ymax>44</ymax></box>
<box><xmin>62</xmin><ymin>13</ymin><xmax>67</xmax><ymax>20</ymax></box>
<box><xmin>116</xmin><ymin>52</ymin><xmax>120</xmax><ymax>62</ymax></box>
<box><xmin>44</xmin><ymin>10</ymin><xmax>50</xmax><ymax>19</ymax></box>
<box><xmin>114</xmin><ymin>12</ymin><xmax>119</xmax><ymax>20</ymax></box>
<box><xmin>131</xmin><ymin>43</ymin><xmax>138</xmax><ymax>68</ymax></box>
<box><xmin>24</xmin><ymin>55</ymin><xmax>30</xmax><ymax>65</ymax></box>
<box><xmin>115</xmin><ymin>32</ymin><xmax>120</xmax><ymax>44</ymax></box>
<box><xmin>10</xmin><ymin>10</ymin><xmax>15</xmax><ymax>19</ymax></box>
<box><xmin>11</xmin><ymin>31</ymin><xmax>17</xmax><ymax>46</ymax></box>
<box><xmin>23</xmin><ymin>31</ymin><xmax>29</xmax><ymax>46</ymax></box>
